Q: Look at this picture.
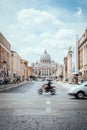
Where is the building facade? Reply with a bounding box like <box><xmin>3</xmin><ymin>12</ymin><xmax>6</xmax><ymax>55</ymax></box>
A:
<box><xmin>28</xmin><ymin>66</ymin><xmax>32</xmax><ymax>77</ymax></box>
<box><xmin>0</xmin><ymin>32</ymin><xmax>11</xmax><ymax>80</ymax></box>
<box><xmin>32</xmin><ymin>50</ymin><xmax>58</xmax><ymax>78</ymax></box>
<box><xmin>63</xmin><ymin>57</ymin><xmax>67</xmax><ymax>81</ymax></box>
<box><xmin>63</xmin><ymin>47</ymin><xmax>72</xmax><ymax>82</ymax></box>
<box><xmin>76</xmin><ymin>28</ymin><xmax>87</xmax><ymax>81</ymax></box>
<box><xmin>0</xmin><ymin>32</ymin><xmax>31</xmax><ymax>83</ymax></box>
<box><xmin>11</xmin><ymin>51</ymin><xmax>29</xmax><ymax>82</ymax></box>
<box><xmin>67</xmin><ymin>47</ymin><xmax>72</xmax><ymax>82</ymax></box>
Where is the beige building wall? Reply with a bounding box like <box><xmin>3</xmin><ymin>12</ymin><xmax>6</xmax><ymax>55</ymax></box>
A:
<box><xmin>11</xmin><ymin>51</ymin><xmax>28</xmax><ymax>81</ymax></box>
<box><xmin>63</xmin><ymin>57</ymin><xmax>67</xmax><ymax>81</ymax></box>
<box><xmin>11</xmin><ymin>51</ymin><xmax>22</xmax><ymax>81</ymax></box>
<box><xmin>11</xmin><ymin>51</ymin><xmax>29</xmax><ymax>81</ymax></box>
<box><xmin>67</xmin><ymin>47</ymin><xmax>72</xmax><ymax>82</ymax></box>
<box><xmin>0</xmin><ymin>32</ymin><xmax>11</xmax><ymax>79</ymax></box>
<box><xmin>57</xmin><ymin>65</ymin><xmax>63</xmax><ymax>77</ymax></box>
<box><xmin>0</xmin><ymin>32</ymin><xmax>29</xmax><ymax>82</ymax></box>
<box><xmin>77</xmin><ymin>28</ymin><xmax>87</xmax><ymax>80</ymax></box>
<box><xmin>21</xmin><ymin>60</ymin><xmax>28</xmax><ymax>80</ymax></box>
<box><xmin>28</xmin><ymin>66</ymin><xmax>32</xmax><ymax>77</ymax></box>
<box><xmin>63</xmin><ymin>47</ymin><xmax>72</xmax><ymax>82</ymax></box>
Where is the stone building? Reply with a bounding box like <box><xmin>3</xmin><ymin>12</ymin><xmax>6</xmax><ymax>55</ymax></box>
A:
<box><xmin>67</xmin><ymin>47</ymin><xmax>72</xmax><ymax>82</ymax></box>
<box><xmin>32</xmin><ymin>50</ymin><xmax>58</xmax><ymax>78</ymax></box>
<box><xmin>11</xmin><ymin>51</ymin><xmax>29</xmax><ymax>81</ymax></box>
<box><xmin>76</xmin><ymin>28</ymin><xmax>87</xmax><ymax>81</ymax></box>
<box><xmin>0</xmin><ymin>32</ymin><xmax>11</xmax><ymax>80</ymax></box>
<box><xmin>63</xmin><ymin>57</ymin><xmax>67</xmax><ymax>81</ymax></box>
<box><xmin>63</xmin><ymin>47</ymin><xmax>72</xmax><ymax>82</ymax></box>
<box><xmin>28</xmin><ymin>66</ymin><xmax>32</xmax><ymax>77</ymax></box>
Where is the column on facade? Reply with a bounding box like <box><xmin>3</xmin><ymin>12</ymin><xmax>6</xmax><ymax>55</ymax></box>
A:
<box><xmin>11</xmin><ymin>54</ymin><xmax>13</xmax><ymax>82</ymax></box>
<box><xmin>83</xmin><ymin>46</ymin><xmax>85</xmax><ymax>76</ymax></box>
<box><xmin>86</xmin><ymin>45</ymin><xmax>87</xmax><ymax>64</ymax></box>
<box><xmin>55</xmin><ymin>68</ymin><xmax>56</xmax><ymax>76</ymax></box>
<box><xmin>70</xmin><ymin>56</ymin><xmax>72</xmax><ymax>82</ymax></box>
<box><xmin>48</xmin><ymin>68</ymin><xmax>49</xmax><ymax>76</ymax></box>
<box><xmin>85</xmin><ymin>45</ymin><xmax>86</xmax><ymax>76</ymax></box>
<box><xmin>85</xmin><ymin>45</ymin><xmax>86</xmax><ymax>65</ymax></box>
<box><xmin>51</xmin><ymin>69</ymin><xmax>52</xmax><ymax>77</ymax></box>
<box><xmin>83</xmin><ymin>46</ymin><xmax>85</xmax><ymax>68</ymax></box>
<box><xmin>37</xmin><ymin>68</ymin><xmax>38</xmax><ymax>76</ymax></box>
<box><xmin>86</xmin><ymin>45</ymin><xmax>87</xmax><ymax>76</ymax></box>
<box><xmin>63</xmin><ymin>65</ymin><xmax>66</xmax><ymax>81</ymax></box>
<box><xmin>76</xmin><ymin>36</ymin><xmax>79</xmax><ymax>73</ymax></box>
<box><xmin>39</xmin><ymin>69</ymin><xmax>40</xmax><ymax>76</ymax></box>
<box><xmin>85</xmin><ymin>44</ymin><xmax>87</xmax><ymax>76</ymax></box>
<box><xmin>41</xmin><ymin>69</ymin><xmax>42</xmax><ymax>76</ymax></box>
<box><xmin>84</xmin><ymin>46</ymin><xmax>85</xmax><ymax>66</ymax></box>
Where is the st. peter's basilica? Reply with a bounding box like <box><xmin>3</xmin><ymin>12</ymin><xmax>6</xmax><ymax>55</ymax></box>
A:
<box><xmin>32</xmin><ymin>50</ymin><xmax>58</xmax><ymax>78</ymax></box>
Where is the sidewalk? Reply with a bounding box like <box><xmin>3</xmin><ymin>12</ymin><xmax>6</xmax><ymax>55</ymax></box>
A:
<box><xmin>55</xmin><ymin>81</ymin><xmax>79</xmax><ymax>91</ymax></box>
<box><xmin>0</xmin><ymin>80</ymin><xmax>29</xmax><ymax>92</ymax></box>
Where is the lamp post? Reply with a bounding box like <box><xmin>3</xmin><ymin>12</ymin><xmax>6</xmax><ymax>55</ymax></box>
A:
<box><xmin>3</xmin><ymin>61</ymin><xmax>7</xmax><ymax>87</ymax></box>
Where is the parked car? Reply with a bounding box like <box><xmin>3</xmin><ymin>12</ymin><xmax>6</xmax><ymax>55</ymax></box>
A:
<box><xmin>68</xmin><ymin>82</ymin><xmax>87</xmax><ymax>99</ymax></box>
<box><xmin>0</xmin><ymin>78</ymin><xmax>10</xmax><ymax>85</ymax></box>
<box><xmin>78</xmin><ymin>79</ymin><xmax>87</xmax><ymax>85</ymax></box>
<box><xmin>0</xmin><ymin>79</ymin><xmax>4</xmax><ymax>85</ymax></box>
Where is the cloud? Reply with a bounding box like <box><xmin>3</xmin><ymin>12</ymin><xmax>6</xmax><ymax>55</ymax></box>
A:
<box><xmin>7</xmin><ymin>20</ymin><xmax>76</xmax><ymax>63</ymax></box>
<box><xmin>40</xmin><ymin>29</ymin><xmax>76</xmax><ymax>49</ymax></box>
<box><xmin>17</xmin><ymin>8</ymin><xmax>62</xmax><ymax>27</ymax></box>
<box><xmin>75</xmin><ymin>7</ymin><xmax>83</xmax><ymax>17</ymax></box>
<box><xmin>2</xmin><ymin>6</ymin><xmax>84</xmax><ymax>64</ymax></box>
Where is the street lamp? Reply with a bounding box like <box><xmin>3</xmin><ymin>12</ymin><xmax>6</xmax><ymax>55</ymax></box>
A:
<box><xmin>3</xmin><ymin>61</ymin><xmax>7</xmax><ymax>85</ymax></box>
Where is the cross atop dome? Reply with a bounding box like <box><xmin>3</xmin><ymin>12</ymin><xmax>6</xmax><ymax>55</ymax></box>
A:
<box><xmin>44</xmin><ymin>50</ymin><xmax>47</xmax><ymax>54</ymax></box>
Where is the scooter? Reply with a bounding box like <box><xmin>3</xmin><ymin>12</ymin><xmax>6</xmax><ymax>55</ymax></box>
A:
<box><xmin>38</xmin><ymin>84</ymin><xmax>56</xmax><ymax>95</ymax></box>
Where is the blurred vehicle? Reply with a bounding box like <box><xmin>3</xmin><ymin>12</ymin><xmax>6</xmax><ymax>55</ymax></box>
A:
<box><xmin>78</xmin><ymin>79</ymin><xmax>87</xmax><ymax>85</ymax></box>
<box><xmin>68</xmin><ymin>82</ymin><xmax>87</xmax><ymax>99</ymax></box>
<box><xmin>0</xmin><ymin>79</ymin><xmax>4</xmax><ymax>85</ymax></box>
<box><xmin>0</xmin><ymin>78</ymin><xmax>10</xmax><ymax>84</ymax></box>
<box><xmin>38</xmin><ymin>80</ymin><xmax>56</xmax><ymax>95</ymax></box>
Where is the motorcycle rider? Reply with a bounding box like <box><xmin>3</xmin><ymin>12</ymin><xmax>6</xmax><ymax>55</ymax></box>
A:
<box><xmin>38</xmin><ymin>79</ymin><xmax>55</xmax><ymax>95</ymax></box>
<box><xmin>46</xmin><ymin>80</ymin><xmax>52</xmax><ymax>91</ymax></box>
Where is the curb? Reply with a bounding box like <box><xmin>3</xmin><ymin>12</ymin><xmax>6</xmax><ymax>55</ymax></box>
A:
<box><xmin>0</xmin><ymin>81</ymin><xmax>29</xmax><ymax>92</ymax></box>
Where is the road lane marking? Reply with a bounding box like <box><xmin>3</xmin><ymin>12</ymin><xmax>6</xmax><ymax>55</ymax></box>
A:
<box><xmin>46</xmin><ymin>107</ymin><xmax>51</xmax><ymax>112</ymax></box>
<box><xmin>11</xmin><ymin>102</ymin><xmax>33</xmax><ymax>104</ymax></box>
<box><xmin>45</xmin><ymin>99</ymin><xmax>52</xmax><ymax>113</ymax></box>
<box><xmin>46</xmin><ymin>101</ymin><xmax>51</xmax><ymax>105</ymax></box>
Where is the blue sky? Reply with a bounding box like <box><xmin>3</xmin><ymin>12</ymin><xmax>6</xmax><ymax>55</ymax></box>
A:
<box><xmin>0</xmin><ymin>0</ymin><xmax>87</xmax><ymax>65</ymax></box>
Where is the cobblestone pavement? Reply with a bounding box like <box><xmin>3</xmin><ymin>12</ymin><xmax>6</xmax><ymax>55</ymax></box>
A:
<box><xmin>0</xmin><ymin>81</ymin><xmax>87</xmax><ymax>130</ymax></box>
<box><xmin>0</xmin><ymin>110</ymin><xmax>87</xmax><ymax>130</ymax></box>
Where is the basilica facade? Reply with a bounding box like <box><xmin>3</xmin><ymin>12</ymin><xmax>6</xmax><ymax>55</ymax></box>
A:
<box><xmin>32</xmin><ymin>50</ymin><xmax>58</xmax><ymax>78</ymax></box>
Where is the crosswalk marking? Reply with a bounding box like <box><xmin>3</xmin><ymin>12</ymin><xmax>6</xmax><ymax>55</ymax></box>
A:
<box><xmin>45</xmin><ymin>98</ymin><xmax>52</xmax><ymax>112</ymax></box>
<box><xmin>46</xmin><ymin>101</ymin><xmax>51</xmax><ymax>105</ymax></box>
<box><xmin>46</xmin><ymin>107</ymin><xmax>52</xmax><ymax>112</ymax></box>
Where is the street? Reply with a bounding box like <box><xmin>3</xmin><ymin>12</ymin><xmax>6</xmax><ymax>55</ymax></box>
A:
<box><xmin>0</xmin><ymin>81</ymin><xmax>87</xmax><ymax>130</ymax></box>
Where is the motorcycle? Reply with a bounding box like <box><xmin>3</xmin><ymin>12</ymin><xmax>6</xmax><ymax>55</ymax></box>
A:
<box><xmin>38</xmin><ymin>84</ymin><xmax>56</xmax><ymax>95</ymax></box>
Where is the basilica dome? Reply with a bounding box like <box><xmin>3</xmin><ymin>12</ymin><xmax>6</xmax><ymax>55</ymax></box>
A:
<box><xmin>40</xmin><ymin>50</ymin><xmax>51</xmax><ymax>63</ymax></box>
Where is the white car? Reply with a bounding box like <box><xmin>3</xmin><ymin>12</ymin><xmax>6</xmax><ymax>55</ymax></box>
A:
<box><xmin>68</xmin><ymin>82</ymin><xmax>87</xmax><ymax>99</ymax></box>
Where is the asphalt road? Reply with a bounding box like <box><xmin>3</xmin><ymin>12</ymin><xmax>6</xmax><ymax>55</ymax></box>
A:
<box><xmin>0</xmin><ymin>80</ymin><xmax>87</xmax><ymax>130</ymax></box>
